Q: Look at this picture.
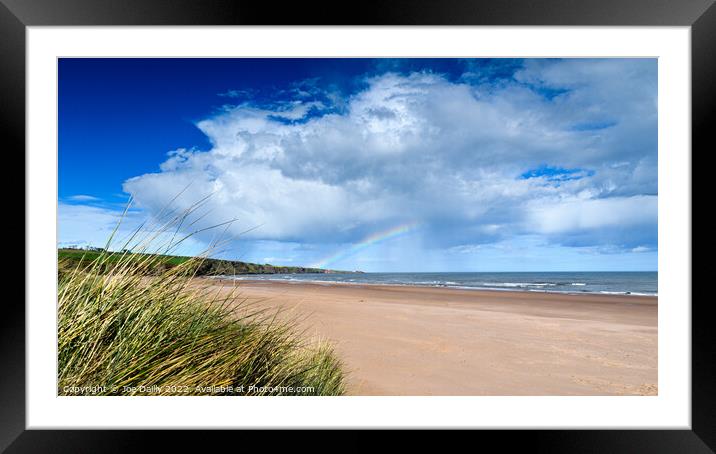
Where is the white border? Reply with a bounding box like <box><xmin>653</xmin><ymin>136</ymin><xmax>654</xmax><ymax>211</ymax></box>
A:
<box><xmin>27</xmin><ymin>26</ymin><xmax>691</xmax><ymax>429</ymax></box>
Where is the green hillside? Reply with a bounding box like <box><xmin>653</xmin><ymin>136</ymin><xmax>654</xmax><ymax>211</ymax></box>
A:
<box><xmin>58</xmin><ymin>248</ymin><xmax>349</xmax><ymax>276</ymax></box>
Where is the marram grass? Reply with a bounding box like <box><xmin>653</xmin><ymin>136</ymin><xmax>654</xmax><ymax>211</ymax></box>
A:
<box><xmin>58</xmin><ymin>248</ymin><xmax>346</xmax><ymax>396</ymax></box>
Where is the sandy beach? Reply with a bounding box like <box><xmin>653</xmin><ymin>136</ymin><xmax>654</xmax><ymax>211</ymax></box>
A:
<box><xmin>211</xmin><ymin>279</ymin><xmax>657</xmax><ymax>396</ymax></box>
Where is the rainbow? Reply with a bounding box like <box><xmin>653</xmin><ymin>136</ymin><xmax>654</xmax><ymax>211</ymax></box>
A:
<box><xmin>311</xmin><ymin>222</ymin><xmax>421</xmax><ymax>269</ymax></box>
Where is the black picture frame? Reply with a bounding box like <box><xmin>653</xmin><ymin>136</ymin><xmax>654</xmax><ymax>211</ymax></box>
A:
<box><xmin>3</xmin><ymin>0</ymin><xmax>711</xmax><ymax>449</ymax></box>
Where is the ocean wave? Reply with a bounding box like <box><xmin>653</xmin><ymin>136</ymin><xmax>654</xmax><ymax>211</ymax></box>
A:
<box><xmin>208</xmin><ymin>274</ymin><xmax>656</xmax><ymax>296</ymax></box>
<box><xmin>599</xmin><ymin>291</ymin><xmax>657</xmax><ymax>296</ymax></box>
<box><xmin>486</xmin><ymin>282</ymin><xmax>557</xmax><ymax>288</ymax></box>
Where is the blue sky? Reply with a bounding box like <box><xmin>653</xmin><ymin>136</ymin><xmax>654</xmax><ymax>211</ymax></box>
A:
<box><xmin>58</xmin><ymin>58</ymin><xmax>657</xmax><ymax>272</ymax></box>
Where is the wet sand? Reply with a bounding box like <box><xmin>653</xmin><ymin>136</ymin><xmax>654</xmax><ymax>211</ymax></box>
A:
<box><xmin>210</xmin><ymin>279</ymin><xmax>657</xmax><ymax>396</ymax></box>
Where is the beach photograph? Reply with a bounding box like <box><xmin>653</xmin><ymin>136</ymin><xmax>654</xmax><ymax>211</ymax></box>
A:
<box><xmin>58</xmin><ymin>57</ymin><xmax>657</xmax><ymax>396</ymax></box>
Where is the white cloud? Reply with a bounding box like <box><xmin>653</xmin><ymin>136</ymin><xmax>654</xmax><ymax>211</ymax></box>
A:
<box><xmin>122</xmin><ymin>60</ymin><xmax>657</xmax><ymax>252</ymax></box>
<box><xmin>527</xmin><ymin>195</ymin><xmax>657</xmax><ymax>234</ymax></box>
<box><xmin>58</xmin><ymin>203</ymin><xmax>140</xmax><ymax>249</ymax></box>
<box><xmin>58</xmin><ymin>203</ymin><xmax>207</xmax><ymax>256</ymax></box>
<box><xmin>263</xmin><ymin>257</ymin><xmax>294</xmax><ymax>263</ymax></box>
<box><xmin>631</xmin><ymin>246</ymin><xmax>652</xmax><ymax>253</ymax></box>
<box><xmin>67</xmin><ymin>194</ymin><xmax>101</xmax><ymax>202</ymax></box>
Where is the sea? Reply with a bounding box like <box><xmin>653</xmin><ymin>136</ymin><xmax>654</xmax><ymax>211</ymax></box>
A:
<box><xmin>215</xmin><ymin>271</ymin><xmax>658</xmax><ymax>296</ymax></box>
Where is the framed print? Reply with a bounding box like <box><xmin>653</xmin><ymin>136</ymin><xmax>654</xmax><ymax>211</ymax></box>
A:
<box><xmin>4</xmin><ymin>0</ymin><xmax>713</xmax><ymax>449</ymax></box>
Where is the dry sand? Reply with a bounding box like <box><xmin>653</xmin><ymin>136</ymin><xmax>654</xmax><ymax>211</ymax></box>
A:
<box><xmin>210</xmin><ymin>279</ymin><xmax>657</xmax><ymax>396</ymax></box>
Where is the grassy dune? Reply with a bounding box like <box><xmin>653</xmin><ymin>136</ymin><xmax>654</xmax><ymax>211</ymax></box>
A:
<box><xmin>58</xmin><ymin>248</ymin><xmax>346</xmax><ymax>396</ymax></box>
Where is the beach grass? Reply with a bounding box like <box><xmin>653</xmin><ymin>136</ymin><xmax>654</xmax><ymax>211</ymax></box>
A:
<box><xmin>57</xmin><ymin>207</ymin><xmax>345</xmax><ymax>396</ymax></box>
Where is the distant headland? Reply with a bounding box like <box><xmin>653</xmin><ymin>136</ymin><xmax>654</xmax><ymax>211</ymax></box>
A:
<box><xmin>58</xmin><ymin>247</ymin><xmax>361</xmax><ymax>276</ymax></box>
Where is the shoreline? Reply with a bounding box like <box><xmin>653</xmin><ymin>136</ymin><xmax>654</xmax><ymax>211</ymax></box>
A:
<box><xmin>206</xmin><ymin>278</ymin><xmax>657</xmax><ymax>395</ymax></box>
<box><xmin>208</xmin><ymin>275</ymin><xmax>658</xmax><ymax>298</ymax></box>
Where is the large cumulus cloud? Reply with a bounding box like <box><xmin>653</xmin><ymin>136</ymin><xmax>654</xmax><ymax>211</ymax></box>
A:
<box><xmin>123</xmin><ymin>59</ymin><xmax>657</xmax><ymax>252</ymax></box>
